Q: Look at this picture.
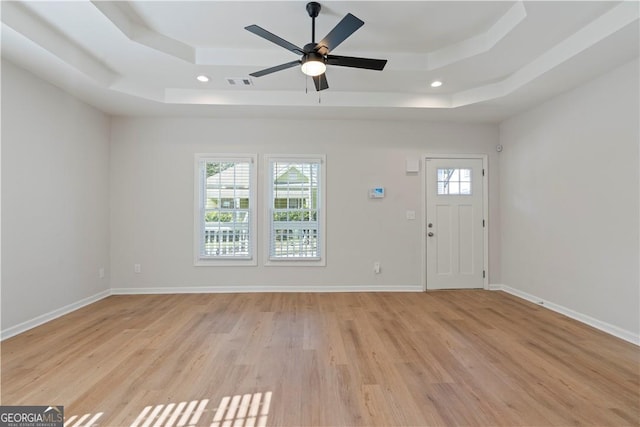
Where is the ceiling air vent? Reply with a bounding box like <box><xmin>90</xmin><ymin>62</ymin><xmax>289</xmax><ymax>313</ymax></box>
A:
<box><xmin>226</xmin><ymin>77</ymin><xmax>253</xmax><ymax>86</ymax></box>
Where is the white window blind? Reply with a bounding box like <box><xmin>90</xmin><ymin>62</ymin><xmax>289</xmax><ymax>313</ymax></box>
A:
<box><xmin>268</xmin><ymin>158</ymin><xmax>323</xmax><ymax>261</ymax></box>
<box><xmin>196</xmin><ymin>156</ymin><xmax>255</xmax><ymax>262</ymax></box>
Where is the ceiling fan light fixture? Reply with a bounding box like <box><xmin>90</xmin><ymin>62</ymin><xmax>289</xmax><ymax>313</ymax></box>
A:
<box><xmin>301</xmin><ymin>54</ymin><xmax>326</xmax><ymax>77</ymax></box>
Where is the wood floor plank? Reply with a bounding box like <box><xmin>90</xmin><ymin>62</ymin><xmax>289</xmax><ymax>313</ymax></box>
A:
<box><xmin>1</xmin><ymin>291</ymin><xmax>638</xmax><ymax>426</ymax></box>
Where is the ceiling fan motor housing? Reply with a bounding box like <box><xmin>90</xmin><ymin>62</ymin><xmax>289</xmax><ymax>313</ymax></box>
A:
<box><xmin>303</xmin><ymin>52</ymin><xmax>324</xmax><ymax>64</ymax></box>
<box><xmin>303</xmin><ymin>43</ymin><xmax>320</xmax><ymax>54</ymax></box>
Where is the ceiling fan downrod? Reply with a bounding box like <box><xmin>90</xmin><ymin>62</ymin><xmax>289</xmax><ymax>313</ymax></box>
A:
<box><xmin>306</xmin><ymin>2</ymin><xmax>321</xmax><ymax>44</ymax></box>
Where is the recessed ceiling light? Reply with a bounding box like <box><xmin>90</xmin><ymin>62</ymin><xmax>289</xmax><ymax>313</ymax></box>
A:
<box><xmin>430</xmin><ymin>80</ymin><xmax>443</xmax><ymax>88</ymax></box>
<box><xmin>196</xmin><ymin>75</ymin><xmax>210</xmax><ymax>83</ymax></box>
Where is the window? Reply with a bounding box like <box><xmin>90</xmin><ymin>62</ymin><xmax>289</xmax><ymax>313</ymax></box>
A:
<box><xmin>437</xmin><ymin>168</ymin><xmax>472</xmax><ymax>195</ymax></box>
<box><xmin>194</xmin><ymin>155</ymin><xmax>256</xmax><ymax>265</ymax></box>
<box><xmin>266</xmin><ymin>156</ymin><xmax>325</xmax><ymax>264</ymax></box>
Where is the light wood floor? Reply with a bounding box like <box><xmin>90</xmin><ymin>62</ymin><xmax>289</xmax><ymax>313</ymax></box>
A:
<box><xmin>1</xmin><ymin>291</ymin><xmax>638</xmax><ymax>426</ymax></box>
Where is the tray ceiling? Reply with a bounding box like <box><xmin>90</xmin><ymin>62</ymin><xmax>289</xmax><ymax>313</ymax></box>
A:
<box><xmin>1</xmin><ymin>1</ymin><xmax>638</xmax><ymax>122</ymax></box>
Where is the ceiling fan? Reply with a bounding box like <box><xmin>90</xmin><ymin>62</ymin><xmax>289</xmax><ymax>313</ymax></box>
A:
<box><xmin>245</xmin><ymin>2</ymin><xmax>387</xmax><ymax>91</ymax></box>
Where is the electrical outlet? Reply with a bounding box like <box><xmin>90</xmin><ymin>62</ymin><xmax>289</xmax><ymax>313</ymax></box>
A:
<box><xmin>134</xmin><ymin>264</ymin><xmax>141</xmax><ymax>274</ymax></box>
<box><xmin>374</xmin><ymin>262</ymin><xmax>381</xmax><ymax>274</ymax></box>
<box><xmin>98</xmin><ymin>267</ymin><xmax>105</xmax><ymax>279</ymax></box>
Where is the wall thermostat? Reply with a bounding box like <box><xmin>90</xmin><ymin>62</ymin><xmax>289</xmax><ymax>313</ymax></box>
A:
<box><xmin>369</xmin><ymin>187</ymin><xmax>385</xmax><ymax>198</ymax></box>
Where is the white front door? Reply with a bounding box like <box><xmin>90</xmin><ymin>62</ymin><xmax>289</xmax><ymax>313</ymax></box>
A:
<box><xmin>426</xmin><ymin>158</ymin><xmax>485</xmax><ymax>290</ymax></box>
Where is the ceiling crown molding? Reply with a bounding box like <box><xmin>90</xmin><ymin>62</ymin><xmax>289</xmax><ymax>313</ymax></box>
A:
<box><xmin>91</xmin><ymin>1</ymin><xmax>195</xmax><ymax>63</ymax></box>
<box><xmin>427</xmin><ymin>1</ymin><xmax>527</xmax><ymax>71</ymax></box>
<box><xmin>452</xmin><ymin>1</ymin><xmax>640</xmax><ymax>107</ymax></box>
<box><xmin>1</xmin><ymin>1</ymin><xmax>118</xmax><ymax>86</ymax></box>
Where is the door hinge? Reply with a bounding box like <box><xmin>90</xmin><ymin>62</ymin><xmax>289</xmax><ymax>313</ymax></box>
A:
<box><xmin>483</xmin><ymin>270</ymin><xmax>486</xmax><ymax>278</ymax></box>
<box><xmin>482</xmin><ymin>219</ymin><xmax>485</xmax><ymax>227</ymax></box>
<box><xmin>482</xmin><ymin>169</ymin><xmax>485</xmax><ymax>176</ymax></box>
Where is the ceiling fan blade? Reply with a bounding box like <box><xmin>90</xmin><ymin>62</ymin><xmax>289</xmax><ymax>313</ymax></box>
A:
<box><xmin>313</xmin><ymin>73</ymin><xmax>329</xmax><ymax>91</ymax></box>
<box><xmin>250</xmin><ymin>60</ymin><xmax>301</xmax><ymax>78</ymax></box>
<box><xmin>245</xmin><ymin>25</ymin><xmax>304</xmax><ymax>55</ymax></box>
<box><xmin>317</xmin><ymin>13</ymin><xmax>364</xmax><ymax>54</ymax></box>
<box><xmin>326</xmin><ymin>55</ymin><xmax>387</xmax><ymax>71</ymax></box>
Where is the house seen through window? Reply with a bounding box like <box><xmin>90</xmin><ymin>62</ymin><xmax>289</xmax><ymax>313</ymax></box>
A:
<box><xmin>195</xmin><ymin>156</ymin><xmax>255</xmax><ymax>263</ymax></box>
<box><xmin>268</xmin><ymin>157</ymin><xmax>324</xmax><ymax>261</ymax></box>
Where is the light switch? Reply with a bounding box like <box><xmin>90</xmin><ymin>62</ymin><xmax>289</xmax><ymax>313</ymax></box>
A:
<box><xmin>406</xmin><ymin>210</ymin><xmax>416</xmax><ymax>220</ymax></box>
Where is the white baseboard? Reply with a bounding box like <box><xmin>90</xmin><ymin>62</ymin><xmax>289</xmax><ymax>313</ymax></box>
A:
<box><xmin>0</xmin><ymin>284</ymin><xmax>421</xmax><ymax>340</ymax></box>
<box><xmin>15</xmin><ymin>284</ymin><xmax>634</xmax><ymax>347</ymax></box>
<box><xmin>111</xmin><ymin>284</ymin><xmax>424</xmax><ymax>295</ymax></box>
<box><xmin>491</xmin><ymin>284</ymin><xmax>639</xmax><ymax>346</ymax></box>
<box><xmin>1</xmin><ymin>289</ymin><xmax>111</xmax><ymax>341</ymax></box>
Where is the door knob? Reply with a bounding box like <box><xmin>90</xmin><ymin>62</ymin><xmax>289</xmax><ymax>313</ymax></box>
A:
<box><xmin>428</xmin><ymin>232</ymin><xmax>434</xmax><ymax>237</ymax></box>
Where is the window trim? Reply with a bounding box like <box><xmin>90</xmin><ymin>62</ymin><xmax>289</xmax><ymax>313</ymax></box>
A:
<box><xmin>264</xmin><ymin>154</ymin><xmax>326</xmax><ymax>267</ymax></box>
<box><xmin>194</xmin><ymin>153</ymin><xmax>257</xmax><ymax>266</ymax></box>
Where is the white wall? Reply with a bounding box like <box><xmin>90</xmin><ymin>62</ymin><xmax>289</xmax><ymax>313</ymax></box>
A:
<box><xmin>3</xmin><ymin>54</ymin><xmax>636</xmax><ymax>343</ymax></box>
<box><xmin>1</xmin><ymin>60</ymin><xmax>111</xmax><ymax>334</ymax></box>
<box><xmin>109</xmin><ymin>117</ymin><xmax>500</xmax><ymax>292</ymax></box>
<box><xmin>499</xmin><ymin>58</ymin><xmax>640</xmax><ymax>338</ymax></box>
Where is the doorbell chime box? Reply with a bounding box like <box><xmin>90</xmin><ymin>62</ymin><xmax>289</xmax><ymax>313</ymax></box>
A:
<box><xmin>369</xmin><ymin>187</ymin><xmax>385</xmax><ymax>198</ymax></box>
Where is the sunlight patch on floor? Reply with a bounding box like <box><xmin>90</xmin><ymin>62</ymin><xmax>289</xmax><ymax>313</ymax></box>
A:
<box><xmin>64</xmin><ymin>412</ymin><xmax>103</xmax><ymax>426</ymax></box>
<box><xmin>130</xmin><ymin>399</ymin><xmax>209</xmax><ymax>427</ymax></box>
<box><xmin>124</xmin><ymin>392</ymin><xmax>271</xmax><ymax>427</ymax></box>
<box><xmin>211</xmin><ymin>392</ymin><xmax>271</xmax><ymax>427</ymax></box>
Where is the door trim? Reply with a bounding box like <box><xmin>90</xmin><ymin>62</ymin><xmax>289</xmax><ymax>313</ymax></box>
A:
<box><xmin>421</xmin><ymin>154</ymin><xmax>489</xmax><ymax>291</ymax></box>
